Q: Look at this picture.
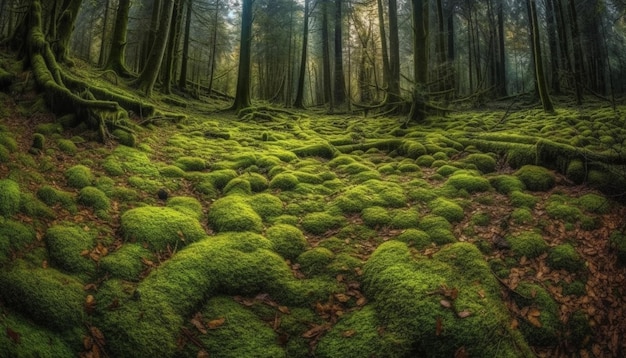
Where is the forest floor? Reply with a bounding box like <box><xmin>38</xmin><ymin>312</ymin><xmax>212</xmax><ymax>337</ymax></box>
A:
<box><xmin>1</xmin><ymin>57</ymin><xmax>626</xmax><ymax>357</ymax></box>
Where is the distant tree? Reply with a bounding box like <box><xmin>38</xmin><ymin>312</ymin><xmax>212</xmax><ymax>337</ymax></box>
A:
<box><xmin>387</xmin><ymin>0</ymin><xmax>401</xmax><ymax>106</ymax></box>
<box><xmin>55</xmin><ymin>0</ymin><xmax>83</xmax><ymax>64</ymax></box>
<box><xmin>293</xmin><ymin>0</ymin><xmax>310</xmax><ymax>108</ymax></box>
<box><xmin>321</xmin><ymin>0</ymin><xmax>333</xmax><ymax>107</ymax></box>
<box><xmin>104</xmin><ymin>0</ymin><xmax>132</xmax><ymax>77</ymax></box>
<box><xmin>231</xmin><ymin>0</ymin><xmax>254</xmax><ymax>111</ymax></box>
<box><xmin>333</xmin><ymin>0</ymin><xmax>346</xmax><ymax>106</ymax></box>
<box><xmin>178</xmin><ymin>0</ymin><xmax>193</xmax><ymax>91</ymax></box>
<box><xmin>528</xmin><ymin>0</ymin><xmax>554</xmax><ymax>112</ymax></box>
<box><xmin>162</xmin><ymin>0</ymin><xmax>183</xmax><ymax>95</ymax></box>
<box><xmin>408</xmin><ymin>0</ymin><xmax>428</xmax><ymax>122</ymax></box>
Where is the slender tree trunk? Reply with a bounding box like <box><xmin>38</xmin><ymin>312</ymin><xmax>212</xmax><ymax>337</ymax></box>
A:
<box><xmin>230</xmin><ymin>0</ymin><xmax>253</xmax><ymax>111</ymax></box>
<box><xmin>207</xmin><ymin>0</ymin><xmax>219</xmax><ymax>95</ymax></box>
<box><xmin>545</xmin><ymin>0</ymin><xmax>560</xmax><ymax>93</ymax></box>
<box><xmin>293</xmin><ymin>0</ymin><xmax>309</xmax><ymax>108</ymax></box>
<box><xmin>178</xmin><ymin>0</ymin><xmax>193</xmax><ymax>90</ymax></box>
<box><xmin>529</xmin><ymin>0</ymin><xmax>554</xmax><ymax>112</ymax></box>
<box><xmin>55</xmin><ymin>0</ymin><xmax>82</xmax><ymax>64</ymax></box>
<box><xmin>497</xmin><ymin>0</ymin><xmax>506</xmax><ymax>96</ymax></box>
<box><xmin>376</xmin><ymin>0</ymin><xmax>390</xmax><ymax>94</ymax></box>
<box><xmin>333</xmin><ymin>0</ymin><xmax>346</xmax><ymax>106</ymax></box>
<box><xmin>98</xmin><ymin>0</ymin><xmax>111</xmax><ymax>66</ymax></box>
<box><xmin>408</xmin><ymin>0</ymin><xmax>428</xmax><ymax>122</ymax></box>
<box><xmin>568</xmin><ymin>0</ymin><xmax>584</xmax><ymax>104</ymax></box>
<box><xmin>162</xmin><ymin>0</ymin><xmax>182</xmax><ymax>95</ymax></box>
<box><xmin>321</xmin><ymin>0</ymin><xmax>333</xmax><ymax>107</ymax></box>
<box><xmin>104</xmin><ymin>0</ymin><xmax>131</xmax><ymax>76</ymax></box>
<box><xmin>387</xmin><ymin>0</ymin><xmax>401</xmax><ymax>105</ymax></box>
<box><xmin>133</xmin><ymin>0</ymin><xmax>175</xmax><ymax>96</ymax></box>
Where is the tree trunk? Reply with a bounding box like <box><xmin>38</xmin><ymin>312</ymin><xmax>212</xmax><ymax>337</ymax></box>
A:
<box><xmin>376</xmin><ymin>0</ymin><xmax>390</xmax><ymax>96</ymax></box>
<box><xmin>529</xmin><ymin>0</ymin><xmax>554</xmax><ymax>113</ymax></box>
<box><xmin>178</xmin><ymin>0</ymin><xmax>192</xmax><ymax>91</ymax></box>
<box><xmin>497</xmin><ymin>0</ymin><xmax>506</xmax><ymax>96</ymax></box>
<box><xmin>207</xmin><ymin>0</ymin><xmax>219</xmax><ymax>96</ymax></box>
<box><xmin>104</xmin><ymin>0</ymin><xmax>132</xmax><ymax>77</ymax></box>
<box><xmin>333</xmin><ymin>0</ymin><xmax>346</xmax><ymax>106</ymax></box>
<box><xmin>322</xmin><ymin>0</ymin><xmax>333</xmax><ymax>107</ymax></box>
<box><xmin>230</xmin><ymin>0</ymin><xmax>253</xmax><ymax>111</ymax></box>
<box><xmin>545</xmin><ymin>0</ymin><xmax>560</xmax><ymax>93</ymax></box>
<box><xmin>293</xmin><ymin>0</ymin><xmax>309</xmax><ymax>108</ymax></box>
<box><xmin>568</xmin><ymin>0</ymin><xmax>584</xmax><ymax>105</ymax></box>
<box><xmin>162</xmin><ymin>0</ymin><xmax>182</xmax><ymax>95</ymax></box>
<box><xmin>55</xmin><ymin>0</ymin><xmax>82</xmax><ymax>64</ymax></box>
<box><xmin>387</xmin><ymin>0</ymin><xmax>401</xmax><ymax>106</ymax></box>
<box><xmin>133</xmin><ymin>0</ymin><xmax>175</xmax><ymax>96</ymax></box>
<box><xmin>97</xmin><ymin>0</ymin><xmax>111</xmax><ymax>66</ymax></box>
<box><xmin>408</xmin><ymin>0</ymin><xmax>428</xmax><ymax>122</ymax></box>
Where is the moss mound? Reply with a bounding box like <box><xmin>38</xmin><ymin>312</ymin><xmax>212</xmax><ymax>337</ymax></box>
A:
<box><xmin>78</xmin><ymin>186</ymin><xmax>110</xmax><ymax>212</ymax></box>
<box><xmin>428</xmin><ymin>198</ymin><xmax>464</xmax><ymax>223</ymax></box>
<box><xmin>0</xmin><ymin>179</ymin><xmax>21</xmax><ymax>216</ymax></box>
<box><xmin>269</xmin><ymin>172</ymin><xmax>299</xmax><ymax>190</ymax></box>
<box><xmin>0</xmin><ymin>219</ymin><xmax>36</xmax><ymax>265</ymax></box>
<box><xmin>490</xmin><ymin>175</ymin><xmax>526</xmax><ymax>194</ymax></box>
<box><xmin>510</xmin><ymin>190</ymin><xmax>538</xmax><ymax>208</ymax></box>
<box><xmin>547</xmin><ymin>243</ymin><xmax>585</xmax><ymax>272</ymax></box>
<box><xmin>333</xmin><ymin>179</ymin><xmax>405</xmax><ymax>213</ymax></box>
<box><xmin>513</xmin><ymin>283</ymin><xmax>560</xmax><ymax>346</ymax></box>
<box><xmin>65</xmin><ymin>164</ymin><xmax>94</xmax><ymax>189</ymax></box>
<box><xmin>166</xmin><ymin>196</ymin><xmax>203</xmax><ymax>220</ymax></box>
<box><xmin>395</xmin><ymin>228</ymin><xmax>431</xmax><ymax>249</ymax></box>
<box><xmin>57</xmin><ymin>139</ymin><xmax>78</xmax><ymax>155</ymax></box>
<box><xmin>301</xmin><ymin>211</ymin><xmax>344</xmax><ymax>235</ymax></box>
<box><xmin>121</xmin><ymin>206</ymin><xmax>206</xmax><ymax>251</ymax></box>
<box><xmin>266</xmin><ymin>224</ymin><xmax>307</xmax><ymax>260</ymax></box>
<box><xmin>37</xmin><ymin>184</ymin><xmax>77</xmax><ymax>213</ymax></box>
<box><xmin>514</xmin><ymin>165</ymin><xmax>555</xmax><ymax>192</ymax></box>
<box><xmin>576</xmin><ymin>193</ymin><xmax>610</xmax><ymax>214</ymax></box>
<box><xmin>45</xmin><ymin>224</ymin><xmax>96</xmax><ymax>277</ymax></box>
<box><xmin>208</xmin><ymin>195</ymin><xmax>264</xmax><ymax>233</ymax></box>
<box><xmin>99</xmin><ymin>244</ymin><xmax>155</xmax><ymax>281</ymax></box>
<box><xmin>361</xmin><ymin>206</ymin><xmax>392</xmax><ymax>228</ymax></box>
<box><xmin>460</xmin><ymin>153</ymin><xmax>497</xmax><ymax>173</ymax></box>
<box><xmin>175</xmin><ymin>156</ymin><xmax>206</xmax><ymax>171</ymax></box>
<box><xmin>0</xmin><ymin>309</ymin><xmax>75</xmax><ymax>357</ymax></box>
<box><xmin>444</xmin><ymin>173</ymin><xmax>491</xmax><ymax>193</ymax></box>
<box><xmin>223</xmin><ymin>177</ymin><xmax>253</xmax><ymax>195</ymax></box>
<box><xmin>297</xmin><ymin>247</ymin><xmax>335</xmax><ymax>275</ymax></box>
<box><xmin>506</xmin><ymin>231</ymin><xmax>548</xmax><ymax>258</ymax></box>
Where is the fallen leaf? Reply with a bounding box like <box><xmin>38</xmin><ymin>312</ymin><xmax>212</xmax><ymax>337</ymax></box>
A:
<box><xmin>527</xmin><ymin>315</ymin><xmax>542</xmax><ymax>327</ymax></box>
<box><xmin>341</xmin><ymin>329</ymin><xmax>356</xmax><ymax>338</ymax></box>
<box><xmin>90</xmin><ymin>326</ymin><xmax>105</xmax><ymax>346</ymax></box>
<box><xmin>477</xmin><ymin>289</ymin><xmax>485</xmax><ymax>299</ymax></box>
<box><xmin>80</xmin><ymin>249</ymin><xmax>91</xmax><ymax>257</ymax></box>
<box><xmin>6</xmin><ymin>327</ymin><xmax>20</xmax><ymax>344</ymax></box>
<box><xmin>334</xmin><ymin>293</ymin><xmax>350</xmax><ymax>303</ymax></box>
<box><xmin>302</xmin><ymin>324</ymin><xmax>329</xmax><ymax>338</ymax></box>
<box><xmin>440</xmin><ymin>299</ymin><xmax>452</xmax><ymax>308</ymax></box>
<box><xmin>197</xmin><ymin>350</ymin><xmax>210</xmax><ymax>358</ymax></box>
<box><xmin>527</xmin><ymin>307</ymin><xmax>541</xmax><ymax>317</ymax></box>
<box><xmin>42</xmin><ymin>260</ymin><xmax>48</xmax><ymax>269</ymax></box>
<box><xmin>207</xmin><ymin>317</ymin><xmax>225</xmax><ymax>329</ymax></box>
<box><xmin>510</xmin><ymin>318</ymin><xmax>519</xmax><ymax>330</ymax></box>
<box><xmin>455</xmin><ymin>346</ymin><xmax>468</xmax><ymax>358</ymax></box>
<box><xmin>83</xmin><ymin>335</ymin><xmax>93</xmax><ymax>350</ymax></box>
<box><xmin>190</xmin><ymin>313</ymin><xmax>207</xmax><ymax>334</ymax></box>
<box><xmin>457</xmin><ymin>310</ymin><xmax>472</xmax><ymax>318</ymax></box>
<box><xmin>278</xmin><ymin>305</ymin><xmax>290</xmax><ymax>314</ymax></box>
<box><xmin>436</xmin><ymin>316</ymin><xmax>443</xmax><ymax>336</ymax></box>
<box><xmin>356</xmin><ymin>297</ymin><xmax>367</xmax><ymax>306</ymax></box>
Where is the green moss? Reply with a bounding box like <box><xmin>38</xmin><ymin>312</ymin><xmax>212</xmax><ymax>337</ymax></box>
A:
<box><xmin>461</xmin><ymin>153</ymin><xmax>497</xmax><ymax>173</ymax></box>
<box><xmin>32</xmin><ymin>133</ymin><xmax>45</xmax><ymax>150</ymax></box>
<box><xmin>99</xmin><ymin>244</ymin><xmax>154</xmax><ymax>281</ymax></box>
<box><xmin>292</xmin><ymin>142</ymin><xmax>337</xmax><ymax>159</ymax></box>
<box><xmin>56</xmin><ymin>139</ymin><xmax>77</xmax><ymax>155</ymax></box>
<box><xmin>175</xmin><ymin>156</ymin><xmax>206</xmax><ymax>171</ymax></box>
<box><xmin>566</xmin><ymin>159</ymin><xmax>586</xmax><ymax>184</ymax></box>
<box><xmin>511</xmin><ymin>208</ymin><xmax>533</xmax><ymax>225</ymax></box>
<box><xmin>416</xmin><ymin>154</ymin><xmax>435</xmax><ymax>167</ymax></box>
<box><xmin>514</xmin><ymin>165</ymin><xmax>556</xmax><ymax>192</ymax></box>
<box><xmin>36</xmin><ymin>184</ymin><xmax>77</xmax><ymax>213</ymax></box>
<box><xmin>407</xmin><ymin>187</ymin><xmax>437</xmax><ymax>203</ymax></box>
<box><xmin>333</xmin><ymin>180</ymin><xmax>405</xmax><ymax>213</ymax></box>
<box><xmin>112</xmin><ymin>128</ymin><xmax>136</xmax><ymax>147</ymax></box>
<box><xmin>506</xmin><ymin>147</ymin><xmax>536</xmax><ymax>169</ymax></box>
<box><xmin>444</xmin><ymin>173</ymin><xmax>491</xmax><ymax>193</ymax></box>
<box><xmin>166</xmin><ymin>196</ymin><xmax>203</xmax><ymax>220</ymax></box>
<box><xmin>0</xmin><ymin>133</ymin><xmax>17</xmax><ymax>153</ymax></box>
<box><xmin>396</xmin><ymin>229</ymin><xmax>431</xmax><ymax>249</ymax></box>
<box><xmin>513</xmin><ymin>283</ymin><xmax>560</xmax><ymax>346</ymax></box>
<box><xmin>547</xmin><ymin>243</ymin><xmax>585</xmax><ymax>272</ymax></box>
<box><xmin>506</xmin><ymin>231</ymin><xmax>548</xmax><ymax>258</ymax></box>
<box><xmin>428</xmin><ymin>198</ymin><xmax>464</xmax><ymax>223</ymax></box>
<box><xmin>390</xmin><ymin>208</ymin><xmax>420</xmax><ymax>229</ymax></box>
<box><xmin>223</xmin><ymin>177</ymin><xmax>253</xmax><ymax>195</ymax></box>
<box><xmin>301</xmin><ymin>211</ymin><xmax>344</xmax><ymax>235</ymax></box>
<box><xmin>561</xmin><ymin>280</ymin><xmax>586</xmax><ymax>296</ymax></box>
<box><xmin>0</xmin><ymin>219</ymin><xmax>36</xmax><ymax>265</ymax></box>
<box><xmin>297</xmin><ymin>247</ymin><xmax>335</xmax><ymax>275</ymax></box>
<box><xmin>266</xmin><ymin>224</ymin><xmax>307</xmax><ymax>260</ymax></box>
<box><xmin>0</xmin><ymin>144</ymin><xmax>9</xmax><ymax>162</ymax></box>
<box><xmin>78</xmin><ymin>186</ymin><xmax>110</xmax><ymax>211</ymax></box>
<box><xmin>361</xmin><ymin>206</ymin><xmax>392</xmax><ymax>228</ymax></box>
<box><xmin>546</xmin><ymin>201</ymin><xmax>582</xmax><ymax>223</ymax></box>
<box><xmin>18</xmin><ymin>192</ymin><xmax>55</xmax><ymax>219</ymax></box>
<box><xmin>45</xmin><ymin>224</ymin><xmax>96</xmax><ymax>277</ymax></box>
<box><xmin>243</xmin><ymin>172</ymin><xmax>269</xmax><ymax>192</ymax></box>
<box><xmin>208</xmin><ymin>195</ymin><xmax>263</xmax><ymax>233</ymax></box>
<box><xmin>112</xmin><ymin>146</ymin><xmax>159</xmax><ymax>176</ymax></box>
<box><xmin>566</xmin><ymin>310</ymin><xmax>592</xmax><ymax>347</ymax></box>
<box><xmin>0</xmin><ymin>309</ymin><xmax>75</xmax><ymax>357</ymax></box>
<box><xmin>0</xmin><ymin>262</ymin><xmax>85</xmax><ymax>331</ymax></box>
<box><xmin>103</xmin><ymin>156</ymin><xmax>125</xmax><ymax>176</ymax></box>
<box><xmin>609</xmin><ymin>231</ymin><xmax>626</xmax><ymax>264</ymax></box>
<box><xmin>471</xmin><ymin>212</ymin><xmax>491</xmax><ymax>226</ymax></box>
<box><xmin>122</xmin><ymin>206</ymin><xmax>206</xmax><ymax>251</ymax></box>
<box><xmin>490</xmin><ymin>175</ymin><xmax>526</xmax><ymax>194</ymax></box>
<box><xmin>159</xmin><ymin>164</ymin><xmax>186</xmax><ymax>177</ymax></box>
<box><xmin>509</xmin><ymin>190</ymin><xmax>538</xmax><ymax>208</ymax></box>
<box><xmin>64</xmin><ymin>164</ymin><xmax>94</xmax><ymax>189</ymax></box>
<box><xmin>0</xmin><ymin>179</ymin><xmax>21</xmax><ymax>217</ymax></box>
<box><xmin>576</xmin><ymin>193</ymin><xmax>610</xmax><ymax>214</ymax></box>
<box><xmin>269</xmin><ymin>172</ymin><xmax>299</xmax><ymax>190</ymax></box>
<box><xmin>248</xmin><ymin>193</ymin><xmax>283</xmax><ymax>221</ymax></box>
<box><xmin>436</xmin><ymin>164</ymin><xmax>460</xmax><ymax>177</ymax></box>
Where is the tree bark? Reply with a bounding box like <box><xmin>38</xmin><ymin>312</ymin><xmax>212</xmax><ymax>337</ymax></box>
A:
<box><xmin>178</xmin><ymin>0</ymin><xmax>193</xmax><ymax>91</ymax></box>
<box><xmin>55</xmin><ymin>0</ymin><xmax>82</xmax><ymax>64</ymax></box>
<box><xmin>376</xmin><ymin>0</ymin><xmax>390</xmax><ymax>94</ymax></box>
<box><xmin>162</xmin><ymin>0</ymin><xmax>182</xmax><ymax>95</ymax></box>
<box><xmin>321</xmin><ymin>0</ymin><xmax>332</xmax><ymax>107</ymax></box>
<box><xmin>293</xmin><ymin>0</ymin><xmax>309</xmax><ymax>108</ymax></box>
<box><xmin>568</xmin><ymin>0</ymin><xmax>584</xmax><ymax>105</ymax></box>
<box><xmin>545</xmin><ymin>0</ymin><xmax>561</xmax><ymax>93</ymax></box>
<box><xmin>529</xmin><ymin>0</ymin><xmax>554</xmax><ymax>113</ymax></box>
<box><xmin>387</xmin><ymin>0</ymin><xmax>401</xmax><ymax>105</ymax></box>
<box><xmin>97</xmin><ymin>0</ymin><xmax>111</xmax><ymax>66</ymax></box>
<box><xmin>333</xmin><ymin>0</ymin><xmax>346</xmax><ymax>106</ymax></box>
<box><xmin>133</xmin><ymin>0</ymin><xmax>175</xmax><ymax>96</ymax></box>
<box><xmin>104</xmin><ymin>0</ymin><xmax>132</xmax><ymax>77</ymax></box>
<box><xmin>230</xmin><ymin>0</ymin><xmax>253</xmax><ymax>111</ymax></box>
<box><xmin>408</xmin><ymin>0</ymin><xmax>428</xmax><ymax>122</ymax></box>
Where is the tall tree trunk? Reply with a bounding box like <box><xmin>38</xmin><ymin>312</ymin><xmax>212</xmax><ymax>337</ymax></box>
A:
<box><xmin>497</xmin><ymin>0</ymin><xmax>506</xmax><ymax>96</ymax></box>
<box><xmin>293</xmin><ymin>0</ymin><xmax>309</xmax><ymax>108</ymax></box>
<box><xmin>387</xmin><ymin>0</ymin><xmax>401</xmax><ymax>105</ymax></box>
<box><xmin>133</xmin><ymin>0</ymin><xmax>175</xmax><ymax>96</ymax></box>
<box><xmin>408</xmin><ymin>0</ymin><xmax>428</xmax><ymax>122</ymax></box>
<box><xmin>178</xmin><ymin>0</ymin><xmax>192</xmax><ymax>91</ymax></box>
<box><xmin>321</xmin><ymin>0</ymin><xmax>332</xmax><ymax>107</ymax></box>
<box><xmin>104</xmin><ymin>0</ymin><xmax>131</xmax><ymax>77</ymax></box>
<box><xmin>98</xmin><ymin>0</ymin><xmax>111</xmax><ymax>66</ymax></box>
<box><xmin>376</xmin><ymin>0</ymin><xmax>390</xmax><ymax>96</ymax></box>
<box><xmin>162</xmin><ymin>0</ymin><xmax>182</xmax><ymax>95</ymax></box>
<box><xmin>55</xmin><ymin>0</ymin><xmax>82</xmax><ymax>64</ymax></box>
<box><xmin>230</xmin><ymin>0</ymin><xmax>253</xmax><ymax>111</ymax></box>
<box><xmin>207</xmin><ymin>0</ymin><xmax>219</xmax><ymax>96</ymax></box>
<box><xmin>333</xmin><ymin>0</ymin><xmax>346</xmax><ymax>106</ymax></box>
<box><xmin>529</xmin><ymin>0</ymin><xmax>554</xmax><ymax>112</ymax></box>
<box><xmin>545</xmin><ymin>0</ymin><xmax>560</xmax><ymax>93</ymax></box>
<box><xmin>568</xmin><ymin>0</ymin><xmax>584</xmax><ymax>104</ymax></box>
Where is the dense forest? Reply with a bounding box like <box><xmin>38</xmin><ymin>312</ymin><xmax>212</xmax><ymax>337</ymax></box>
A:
<box><xmin>0</xmin><ymin>0</ymin><xmax>626</xmax><ymax>357</ymax></box>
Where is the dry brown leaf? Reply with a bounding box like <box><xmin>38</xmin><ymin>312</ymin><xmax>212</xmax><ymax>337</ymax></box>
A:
<box><xmin>302</xmin><ymin>324</ymin><xmax>328</xmax><ymax>339</ymax></box>
<box><xmin>80</xmin><ymin>249</ymin><xmax>91</xmax><ymax>257</ymax></box>
<box><xmin>356</xmin><ymin>297</ymin><xmax>367</xmax><ymax>306</ymax></box>
<box><xmin>190</xmin><ymin>313</ymin><xmax>207</xmax><ymax>334</ymax></box>
<box><xmin>527</xmin><ymin>315</ymin><xmax>542</xmax><ymax>327</ymax></box>
<box><xmin>278</xmin><ymin>305</ymin><xmax>290</xmax><ymax>314</ymax></box>
<box><xmin>90</xmin><ymin>326</ymin><xmax>105</xmax><ymax>346</ymax></box>
<box><xmin>440</xmin><ymin>300</ymin><xmax>452</xmax><ymax>309</ymax></box>
<box><xmin>334</xmin><ymin>293</ymin><xmax>350</xmax><ymax>303</ymax></box>
<box><xmin>83</xmin><ymin>335</ymin><xmax>93</xmax><ymax>350</ymax></box>
<box><xmin>477</xmin><ymin>289</ymin><xmax>485</xmax><ymax>299</ymax></box>
<box><xmin>510</xmin><ymin>318</ymin><xmax>519</xmax><ymax>330</ymax></box>
<box><xmin>341</xmin><ymin>330</ymin><xmax>356</xmax><ymax>338</ymax></box>
<box><xmin>197</xmin><ymin>350</ymin><xmax>210</xmax><ymax>358</ymax></box>
<box><xmin>457</xmin><ymin>310</ymin><xmax>472</xmax><ymax>318</ymax></box>
<box><xmin>435</xmin><ymin>316</ymin><xmax>443</xmax><ymax>336</ymax></box>
<box><xmin>527</xmin><ymin>307</ymin><xmax>541</xmax><ymax>317</ymax></box>
<box><xmin>454</xmin><ymin>346</ymin><xmax>468</xmax><ymax>358</ymax></box>
<box><xmin>207</xmin><ymin>317</ymin><xmax>225</xmax><ymax>329</ymax></box>
<box><xmin>42</xmin><ymin>260</ymin><xmax>48</xmax><ymax>269</ymax></box>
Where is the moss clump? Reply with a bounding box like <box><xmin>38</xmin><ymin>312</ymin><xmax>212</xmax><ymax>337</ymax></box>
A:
<box><xmin>566</xmin><ymin>310</ymin><xmax>592</xmax><ymax>347</ymax></box>
<box><xmin>389</xmin><ymin>208</ymin><xmax>420</xmax><ymax>229</ymax></box>
<box><xmin>333</xmin><ymin>180</ymin><xmax>405</xmax><ymax>213</ymax></box>
<box><xmin>576</xmin><ymin>193</ymin><xmax>610</xmax><ymax>214</ymax></box>
<box><xmin>609</xmin><ymin>231</ymin><xmax>626</xmax><ymax>264</ymax></box>
<box><xmin>396</xmin><ymin>229</ymin><xmax>431</xmax><ymax>249</ymax></box>
<box><xmin>361</xmin><ymin>206</ymin><xmax>392</xmax><ymax>228</ymax></box>
<box><xmin>435</xmin><ymin>164</ymin><xmax>460</xmax><ymax>177</ymax></box>
<box><xmin>566</xmin><ymin>159</ymin><xmax>586</xmax><ymax>184</ymax></box>
<box><xmin>0</xmin><ymin>220</ymin><xmax>36</xmax><ymax>265</ymax></box>
<box><xmin>19</xmin><ymin>192</ymin><xmax>56</xmax><ymax>219</ymax></box>
<box><xmin>103</xmin><ymin>156</ymin><xmax>125</xmax><ymax>176</ymax></box>
<box><xmin>122</xmin><ymin>206</ymin><xmax>206</xmax><ymax>251</ymax></box>
<box><xmin>32</xmin><ymin>133</ymin><xmax>45</xmax><ymax>150</ymax></box>
<box><xmin>444</xmin><ymin>173</ymin><xmax>491</xmax><ymax>193</ymax></box>
<box><xmin>292</xmin><ymin>142</ymin><xmax>337</xmax><ymax>159</ymax></box>
<box><xmin>0</xmin><ymin>262</ymin><xmax>85</xmax><ymax>331</ymax></box>
<box><xmin>34</xmin><ymin>122</ymin><xmax>62</xmax><ymax>135</ymax></box>
<box><xmin>223</xmin><ymin>177</ymin><xmax>253</xmax><ymax>195</ymax></box>
<box><xmin>244</xmin><ymin>172</ymin><xmax>269</xmax><ymax>192</ymax></box>
<box><xmin>546</xmin><ymin>200</ymin><xmax>582</xmax><ymax>223</ymax></box>
<box><xmin>416</xmin><ymin>154</ymin><xmax>435</xmax><ymax>167</ymax></box>
<box><xmin>208</xmin><ymin>195</ymin><xmax>263</xmax><ymax>233</ymax></box>
<box><xmin>461</xmin><ymin>153</ymin><xmax>497</xmax><ymax>173</ymax></box>
<box><xmin>175</xmin><ymin>156</ymin><xmax>206</xmax><ymax>171</ymax></box>
<box><xmin>301</xmin><ymin>211</ymin><xmax>344</xmax><ymax>235</ymax></box>
<box><xmin>100</xmin><ymin>244</ymin><xmax>155</xmax><ymax>281</ymax></box>
<box><xmin>45</xmin><ymin>224</ymin><xmax>96</xmax><ymax>277</ymax></box>
<box><xmin>514</xmin><ymin>165</ymin><xmax>555</xmax><ymax>192</ymax></box>
<box><xmin>0</xmin><ymin>179</ymin><xmax>21</xmax><ymax>217</ymax></box>
<box><xmin>510</xmin><ymin>190</ymin><xmax>538</xmax><ymax>208</ymax></box>
<box><xmin>428</xmin><ymin>198</ymin><xmax>464</xmax><ymax>223</ymax></box>
<box><xmin>248</xmin><ymin>193</ymin><xmax>283</xmax><ymax>221</ymax></box>
<box><xmin>78</xmin><ymin>186</ymin><xmax>110</xmax><ymax>211</ymax></box>
<box><xmin>266</xmin><ymin>224</ymin><xmax>307</xmax><ymax>260</ymax></box>
<box><xmin>65</xmin><ymin>165</ymin><xmax>94</xmax><ymax>189</ymax></box>
<box><xmin>0</xmin><ymin>309</ymin><xmax>75</xmax><ymax>357</ymax></box>
<box><xmin>269</xmin><ymin>172</ymin><xmax>299</xmax><ymax>190</ymax></box>
<box><xmin>36</xmin><ymin>184</ymin><xmax>77</xmax><ymax>213</ymax></box>
<box><xmin>112</xmin><ymin>128</ymin><xmax>136</xmax><ymax>147</ymax></box>
<box><xmin>57</xmin><ymin>139</ymin><xmax>78</xmax><ymax>155</ymax></box>
<box><xmin>489</xmin><ymin>175</ymin><xmax>526</xmax><ymax>194</ymax></box>
<box><xmin>0</xmin><ymin>133</ymin><xmax>18</xmax><ymax>152</ymax></box>
<box><xmin>547</xmin><ymin>243</ymin><xmax>585</xmax><ymax>272</ymax></box>
<box><xmin>297</xmin><ymin>247</ymin><xmax>335</xmax><ymax>275</ymax></box>
<box><xmin>506</xmin><ymin>231</ymin><xmax>548</xmax><ymax>258</ymax></box>
<box><xmin>159</xmin><ymin>164</ymin><xmax>186</xmax><ymax>177</ymax></box>
<box><xmin>511</xmin><ymin>208</ymin><xmax>533</xmax><ymax>225</ymax></box>
<box><xmin>166</xmin><ymin>196</ymin><xmax>203</xmax><ymax>220</ymax></box>
<box><xmin>513</xmin><ymin>283</ymin><xmax>560</xmax><ymax>346</ymax></box>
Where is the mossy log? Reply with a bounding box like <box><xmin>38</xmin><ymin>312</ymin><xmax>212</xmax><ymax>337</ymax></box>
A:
<box><xmin>19</xmin><ymin>0</ymin><xmax>152</xmax><ymax>143</ymax></box>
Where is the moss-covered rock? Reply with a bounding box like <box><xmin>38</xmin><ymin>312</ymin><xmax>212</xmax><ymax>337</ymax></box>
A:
<box><xmin>506</xmin><ymin>231</ymin><xmax>548</xmax><ymax>258</ymax></box>
<box><xmin>428</xmin><ymin>198</ymin><xmax>464</xmax><ymax>223</ymax></box>
<box><xmin>269</xmin><ymin>172</ymin><xmax>299</xmax><ymax>190</ymax></box>
<box><xmin>57</xmin><ymin>139</ymin><xmax>78</xmax><ymax>155</ymax></box>
<box><xmin>566</xmin><ymin>159</ymin><xmax>586</xmax><ymax>184</ymax></box>
<box><xmin>223</xmin><ymin>177</ymin><xmax>253</xmax><ymax>195</ymax></box>
<box><xmin>490</xmin><ymin>175</ymin><xmax>526</xmax><ymax>194</ymax></box>
<box><xmin>208</xmin><ymin>195</ymin><xmax>263</xmax><ymax>233</ymax></box>
<box><xmin>65</xmin><ymin>164</ymin><xmax>94</xmax><ymax>189</ymax></box>
<box><xmin>547</xmin><ymin>243</ymin><xmax>585</xmax><ymax>272</ymax></box>
<box><xmin>247</xmin><ymin>193</ymin><xmax>283</xmax><ymax>221</ymax></box>
<box><xmin>509</xmin><ymin>190</ymin><xmax>538</xmax><ymax>208</ymax></box>
<box><xmin>514</xmin><ymin>165</ymin><xmax>555</xmax><ymax>192</ymax></box>
<box><xmin>78</xmin><ymin>186</ymin><xmax>110</xmax><ymax>212</ymax></box>
<box><xmin>395</xmin><ymin>228</ymin><xmax>431</xmax><ymax>249</ymax></box>
<box><xmin>45</xmin><ymin>224</ymin><xmax>96</xmax><ymax>277</ymax></box>
<box><xmin>389</xmin><ymin>208</ymin><xmax>420</xmax><ymax>229</ymax></box>
<box><xmin>166</xmin><ymin>196</ymin><xmax>203</xmax><ymax>220</ymax></box>
<box><xmin>297</xmin><ymin>247</ymin><xmax>335</xmax><ymax>275</ymax></box>
<box><xmin>511</xmin><ymin>207</ymin><xmax>533</xmax><ymax>225</ymax></box>
<box><xmin>361</xmin><ymin>206</ymin><xmax>392</xmax><ymax>228</ymax></box>
<box><xmin>0</xmin><ymin>309</ymin><xmax>75</xmax><ymax>357</ymax></box>
<box><xmin>37</xmin><ymin>184</ymin><xmax>77</xmax><ymax>213</ymax></box>
<box><xmin>513</xmin><ymin>283</ymin><xmax>560</xmax><ymax>346</ymax></box>
<box><xmin>444</xmin><ymin>173</ymin><xmax>491</xmax><ymax>193</ymax></box>
<box><xmin>100</xmin><ymin>244</ymin><xmax>155</xmax><ymax>281</ymax></box>
<box><xmin>121</xmin><ymin>206</ymin><xmax>206</xmax><ymax>251</ymax></box>
<box><xmin>0</xmin><ymin>219</ymin><xmax>36</xmax><ymax>266</ymax></box>
<box><xmin>333</xmin><ymin>179</ymin><xmax>405</xmax><ymax>213</ymax></box>
<box><xmin>576</xmin><ymin>193</ymin><xmax>610</xmax><ymax>214</ymax></box>
<box><xmin>113</xmin><ymin>128</ymin><xmax>136</xmax><ymax>147</ymax></box>
<box><xmin>175</xmin><ymin>156</ymin><xmax>206</xmax><ymax>171</ymax></box>
<box><xmin>301</xmin><ymin>211</ymin><xmax>344</xmax><ymax>235</ymax></box>
<box><xmin>461</xmin><ymin>153</ymin><xmax>497</xmax><ymax>173</ymax></box>
<box><xmin>266</xmin><ymin>224</ymin><xmax>307</xmax><ymax>260</ymax></box>
<box><xmin>0</xmin><ymin>179</ymin><xmax>21</xmax><ymax>217</ymax></box>
<box><xmin>292</xmin><ymin>142</ymin><xmax>337</xmax><ymax>159</ymax></box>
